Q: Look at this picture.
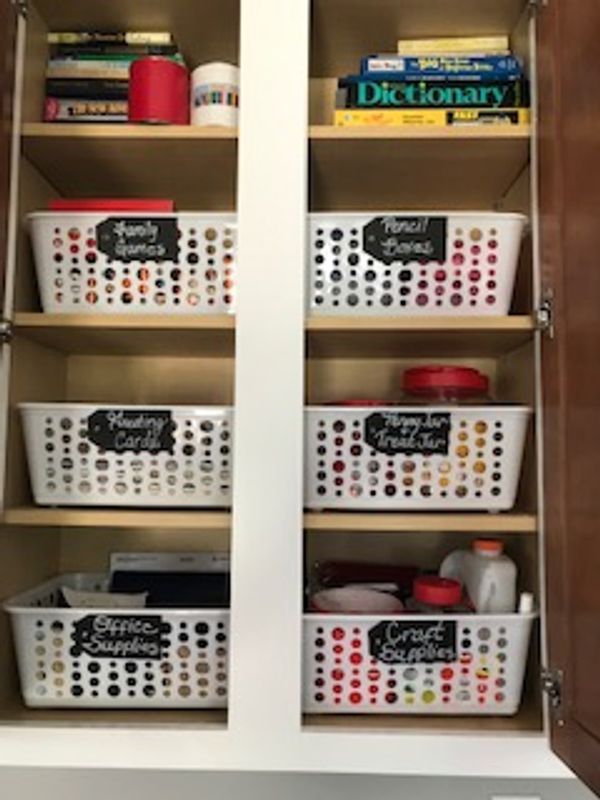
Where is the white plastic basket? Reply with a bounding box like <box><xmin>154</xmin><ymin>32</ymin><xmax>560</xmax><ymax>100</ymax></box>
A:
<box><xmin>5</xmin><ymin>574</ymin><xmax>229</xmax><ymax>708</ymax></box>
<box><xmin>20</xmin><ymin>403</ymin><xmax>233</xmax><ymax>507</ymax></box>
<box><xmin>305</xmin><ymin>406</ymin><xmax>530</xmax><ymax>511</ymax></box>
<box><xmin>28</xmin><ymin>212</ymin><xmax>236</xmax><ymax>314</ymax></box>
<box><xmin>303</xmin><ymin>612</ymin><xmax>534</xmax><ymax>715</ymax></box>
<box><xmin>308</xmin><ymin>212</ymin><xmax>526</xmax><ymax>316</ymax></box>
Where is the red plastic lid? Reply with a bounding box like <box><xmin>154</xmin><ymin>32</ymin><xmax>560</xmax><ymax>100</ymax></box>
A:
<box><xmin>413</xmin><ymin>575</ymin><xmax>463</xmax><ymax>608</ymax></box>
<box><xmin>403</xmin><ymin>365</ymin><xmax>489</xmax><ymax>396</ymax></box>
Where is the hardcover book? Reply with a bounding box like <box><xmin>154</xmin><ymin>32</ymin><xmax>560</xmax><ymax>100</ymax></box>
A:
<box><xmin>396</xmin><ymin>36</ymin><xmax>510</xmax><ymax>56</ymax></box>
<box><xmin>360</xmin><ymin>54</ymin><xmax>523</xmax><ymax>82</ymax></box>
<box><xmin>45</xmin><ymin>78</ymin><xmax>129</xmax><ymax>100</ymax></box>
<box><xmin>338</xmin><ymin>77</ymin><xmax>529</xmax><ymax>109</ymax></box>
<box><xmin>44</xmin><ymin>97</ymin><xmax>128</xmax><ymax>122</ymax></box>
<box><xmin>47</xmin><ymin>32</ymin><xmax>174</xmax><ymax>45</ymax></box>
<box><xmin>333</xmin><ymin>108</ymin><xmax>531</xmax><ymax>127</ymax></box>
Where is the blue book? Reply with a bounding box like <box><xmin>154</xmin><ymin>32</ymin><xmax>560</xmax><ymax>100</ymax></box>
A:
<box><xmin>360</xmin><ymin>54</ymin><xmax>523</xmax><ymax>82</ymax></box>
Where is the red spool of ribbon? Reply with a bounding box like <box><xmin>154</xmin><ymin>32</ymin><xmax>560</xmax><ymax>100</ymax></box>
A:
<box><xmin>128</xmin><ymin>57</ymin><xmax>190</xmax><ymax>125</ymax></box>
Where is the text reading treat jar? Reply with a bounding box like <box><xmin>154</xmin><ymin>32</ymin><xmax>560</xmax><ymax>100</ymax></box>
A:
<box><xmin>305</xmin><ymin>367</ymin><xmax>531</xmax><ymax>511</ymax></box>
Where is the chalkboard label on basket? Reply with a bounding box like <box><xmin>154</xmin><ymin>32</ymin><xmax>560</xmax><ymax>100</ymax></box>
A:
<box><xmin>71</xmin><ymin>614</ymin><xmax>166</xmax><ymax>659</ymax></box>
<box><xmin>87</xmin><ymin>409</ymin><xmax>175</xmax><ymax>454</ymax></box>
<box><xmin>96</xmin><ymin>217</ymin><xmax>179</xmax><ymax>263</ymax></box>
<box><xmin>364</xmin><ymin>411</ymin><xmax>451</xmax><ymax>456</ymax></box>
<box><xmin>363</xmin><ymin>216</ymin><xmax>447</xmax><ymax>265</ymax></box>
<box><xmin>368</xmin><ymin>620</ymin><xmax>457</xmax><ymax>665</ymax></box>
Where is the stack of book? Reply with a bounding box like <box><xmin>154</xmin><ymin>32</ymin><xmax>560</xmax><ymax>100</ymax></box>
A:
<box><xmin>45</xmin><ymin>31</ymin><xmax>185</xmax><ymax>123</ymax></box>
<box><xmin>335</xmin><ymin>35</ymin><xmax>530</xmax><ymax>127</ymax></box>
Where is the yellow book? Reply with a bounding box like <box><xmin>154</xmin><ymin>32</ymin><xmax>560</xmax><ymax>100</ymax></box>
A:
<box><xmin>334</xmin><ymin>108</ymin><xmax>530</xmax><ymax>127</ymax></box>
<box><xmin>396</xmin><ymin>36</ymin><xmax>510</xmax><ymax>56</ymax></box>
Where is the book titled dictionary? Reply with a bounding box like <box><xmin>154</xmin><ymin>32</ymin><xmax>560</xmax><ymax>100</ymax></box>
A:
<box><xmin>338</xmin><ymin>78</ymin><xmax>529</xmax><ymax>110</ymax></box>
<box><xmin>396</xmin><ymin>36</ymin><xmax>510</xmax><ymax>56</ymax></box>
<box><xmin>360</xmin><ymin>54</ymin><xmax>522</xmax><ymax>81</ymax></box>
<box><xmin>334</xmin><ymin>108</ymin><xmax>531</xmax><ymax>127</ymax></box>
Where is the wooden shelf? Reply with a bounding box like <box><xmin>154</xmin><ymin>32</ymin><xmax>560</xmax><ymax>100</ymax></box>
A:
<box><xmin>306</xmin><ymin>315</ymin><xmax>535</xmax><ymax>358</ymax></box>
<box><xmin>309</xmin><ymin>125</ymin><xmax>530</xmax><ymax>210</ymax></box>
<box><xmin>310</xmin><ymin>0</ymin><xmax>528</xmax><ymax>76</ymax></box>
<box><xmin>304</xmin><ymin>512</ymin><xmax>537</xmax><ymax>533</ymax></box>
<box><xmin>310</xmin><ymin>125</ymin><xmax>531</xmax><ymax>141</ymax></box>
<box><xmin>21</xmin><ymin>124</ymin><xmax>237</xmax><ymax>210</ymax></box>
<box><xmin>14</xmin><ymin>313</ymin><xmax>235</xmax><ymax>357</ymax></box>
<box><xmin>2</xmin><ymin>507</ymin><xmax>232</xmax><ymax>530</ymax></box>
<box><xmin>304</xmin><ymin>703</ymin><xmax>542</xmax><ymax>733</ymax></box>
<box><xmin>0</xmin><ymin>702</ymin><xmax>228</xmax><ymax>728</ymax></box>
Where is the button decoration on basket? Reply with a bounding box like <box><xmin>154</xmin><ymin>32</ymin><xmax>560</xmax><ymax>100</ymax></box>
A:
<box><xmin>304</xmin><ymin>553</ymin><xmax>535</xmax><ymax>715</ymax></box>
<box><xmin>309</xmin><ymin>212</ymin><xmax>526</xmax><ymax>316</ymax></box>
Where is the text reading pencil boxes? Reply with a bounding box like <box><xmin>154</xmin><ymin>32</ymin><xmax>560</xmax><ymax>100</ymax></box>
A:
<box><xmin>20</xmin><ymin>404</ymin><xmax>233</xmax><ymax>507</ymax></box>
<box><xmin>308</xmin><ymin>212</ymin><xmax>526</xmax><ymax>316</ymax></box>
<box><xmin>28</xmin><ymin>212</ymin><xmax>236</xmax><ymax>314</ymax></box>
<box><xmin>303</xmin><ymin>611</ymin><xmax>534</xmax><ymax>715</ymax></box>
<box><xmin>5</xmin><ymin>574</ymin><xmax>229</xmax><ymax>708</ymax></box>
<box><xmin>305</xmin><ymin>406</ymin><xmax>530</xmax><ymax>511</ymax></box>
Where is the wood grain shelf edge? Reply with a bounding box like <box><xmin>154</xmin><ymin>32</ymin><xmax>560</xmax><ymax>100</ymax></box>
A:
<box><xmin>2</xmin><ymin>507</ymin><xmax>232</xmax><ymax>529</ymax></box>
<box><xmin>304</xmin><ymin>512</ymin><xmax>538</xmax><ymax>533</ymax></box>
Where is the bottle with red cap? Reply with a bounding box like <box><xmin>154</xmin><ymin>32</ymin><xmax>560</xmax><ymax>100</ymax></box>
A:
<box><xmin>406</xmin><ymin>575</ymin><xmax>473</xmax><ymax>614</ymax></box>
<box><xmin>402</xmin><ymin>365</ymin><xmax>491</xmax><ymax>405</ymax></box>
<box><xmin>440</xmin><ymin>539</ymin><xmax>517</xmax><ymax>613</ymax></box>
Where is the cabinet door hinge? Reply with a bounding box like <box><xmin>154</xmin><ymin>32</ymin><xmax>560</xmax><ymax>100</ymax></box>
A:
<box><xmin>10</xmin><ymin>0</ymin><xmax>28</xmax><ymax>18</ymax></box>
<box><xmin>541</xmin><ymin>667</ymin><xmax>564</xmax><ymax>725</ymax></box>
<box><xmin>0</xmin><ymin>320</ymin><xmax>14</xmax><ymax>344</ymax></box>
<box><xmin>536</xmin><ymin>291</ymin><xmax>554</xmax><ymax>337</ymax></box>
<box><xmin>529</xmin><ymin>0</ymin><xmax>548</xmax><ymax>14</ymax></box>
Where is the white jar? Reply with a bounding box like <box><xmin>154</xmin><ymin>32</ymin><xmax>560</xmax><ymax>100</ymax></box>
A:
<box><xmin>191</xmin><ymin>61</ymin><xmax>240</xmax><ymax>126</ymax></box>
<box><xmin>440</xmin><ymin>539</ymin><xmax>517</xmax><ymax>613</ymax></box>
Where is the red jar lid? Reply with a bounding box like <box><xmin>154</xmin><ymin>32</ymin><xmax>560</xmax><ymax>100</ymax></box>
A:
<box><xmin>413</xmin><ymin>575</ymin><xmax>463</xmax><ymax>608</ymax></box>
<box><xmin>403</xmin><ymin>365</ymin><xmax>489</xmax><ymax>397</ymax></box>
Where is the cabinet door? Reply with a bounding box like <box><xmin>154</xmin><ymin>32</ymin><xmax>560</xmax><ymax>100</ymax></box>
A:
<box><xmin>0</xmin><ymin>0</ymin><xmax>18</xmax><ymax>310</ymax></box>
<box><xmin>538</xmin><ymin>0</ymin><xmax>600</xmax><ymax>793</ymax></box>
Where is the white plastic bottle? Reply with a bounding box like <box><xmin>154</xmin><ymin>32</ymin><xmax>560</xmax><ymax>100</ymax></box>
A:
<box><xmin>440</xmin><ymin>539</ymin><xmax>517</xmax><ymax>614</ymax></box>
